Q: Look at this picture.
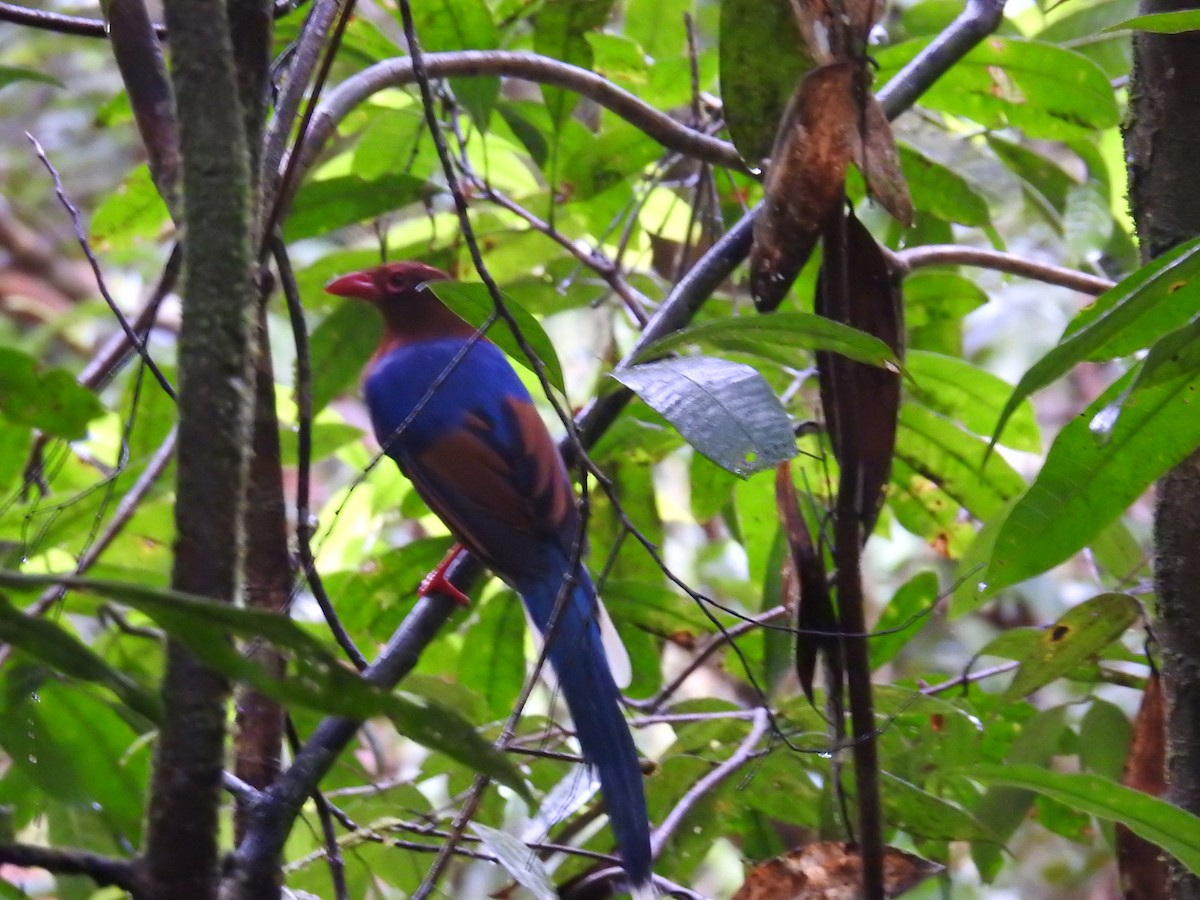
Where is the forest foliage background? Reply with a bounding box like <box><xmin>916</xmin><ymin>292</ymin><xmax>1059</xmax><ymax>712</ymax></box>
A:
<box><xmin>1</xmin><ymin>0</ymin><xmax>1198</xmax><ymax>897</ymax></box>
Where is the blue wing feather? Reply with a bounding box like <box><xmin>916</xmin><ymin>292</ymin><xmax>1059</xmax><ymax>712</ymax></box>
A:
<box><xmin>364</xmin><ymin>336</ymin><xmax>650</xmax><ymax>885</ymax></box>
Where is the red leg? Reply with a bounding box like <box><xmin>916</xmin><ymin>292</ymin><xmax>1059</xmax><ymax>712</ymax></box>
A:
<box><xmin>419</xmin><ymin>543</ymin><xmax>472</xmax><ymax>606</ymax></box>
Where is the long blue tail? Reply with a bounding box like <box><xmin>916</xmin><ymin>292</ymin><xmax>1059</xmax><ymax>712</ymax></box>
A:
<box><xmin>517</xmin><ymin>554</ymin><xmax>651</xmax><ymax>886</ymax></box>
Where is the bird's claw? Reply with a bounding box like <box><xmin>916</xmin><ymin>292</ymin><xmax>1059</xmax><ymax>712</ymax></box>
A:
<box><xmin>419</xmin><ymin>545</ymin><xmax>472</xmax><ymax>606</ymax></box>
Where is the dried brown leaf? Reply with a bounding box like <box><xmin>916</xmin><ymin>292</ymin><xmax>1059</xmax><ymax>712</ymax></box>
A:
<box><xmin>734</xmin><ymin>842</ymin><xmax>943</xmax><ymax>899</ymax></box>
<box><xmin>751</xmin><ymin>63</ymin><xmax>858</xmax><ymax>312</ymax></box>
<box><xmin>855</xmin><ymin>96</ymin><xmax>913</xmax><ymax>227</ymax></box>
<box><xmin>775</xmin><ymin>462</ymin><xmax>839</xmax><ymax>704</ymax></box>
<box><xmin>1117</xmin><ymin>672</ymin><xmax>1167</xmax><ymax>900</ymax></box>
<box><xmin>816</xmin><ymin>210</ymin><xmax>901</xmax><ymax>533</ymax></box>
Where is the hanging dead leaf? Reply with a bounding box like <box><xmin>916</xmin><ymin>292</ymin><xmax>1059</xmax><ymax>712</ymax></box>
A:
<box><xmin>854</xmin><ymin>96</ymin><xmax>913</xmax><ymax>228</ymax></box>
<box><xmin>733</xmin><ymin>842</ymin><xmax>943</xmax><ymax>899</ymax></box>
<box><xmin>815</xmin><ymin>210</ymin><xmax>901</xmax><ymax>534</ymax></box>
<box><xmin>751</xmin><ymin>63</ymin><xmax>859</xmax><ymax>311</ymax></box>
<box><xmin>1117</xmin><ymin>671</ymin><xmax>1167</xmax><ymax>900</ymax></box>
<box><xmin>788</xmin><ymin>0</ymin><xmax>884</xmax><ymax>64</ymax></box>
<box><xmin>776</xmin><ymin>462</ymin><xmax>841</xmax><ymax>705</ymax></box>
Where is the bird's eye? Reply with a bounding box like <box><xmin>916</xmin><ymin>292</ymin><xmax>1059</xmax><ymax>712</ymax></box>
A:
<box><xmin>386</xmin><ymin>272</ymin><xmax>409</xmax><ymax>292</ymax></box>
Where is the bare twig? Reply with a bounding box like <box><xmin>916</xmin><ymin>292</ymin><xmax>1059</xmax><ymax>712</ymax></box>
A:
<box><xmin>473</xmin><ymin>182</ymin><xmax>652</xmax><ymax>325</ymax></box>
<box><xmin>626</xmin><ymin>606</ymin><xmax>790</xmax><ymax>713</ymax></box>
<box><xmin>649</xmin><ymin>707</ymin><xmax>770</xmax><ymax>860</ymax></box>
<box><xmin>0</xmin><ymin>0</ymin><xmax>304</xmax><ymax>37</ymax></box>
<box><xmin>893</xmin><ymin>245</ymin><xmax>1114</xmax><ymax>295</ymax></box>
<box><xmin>26</xmin><ymin>134</ymin><xmax>176</xmax><ymax>401</ymax></box>
<box><xmin>272</xmin><ymin>235</ymin><xmax>368</xmax><ymax>670</ymax></box>
<box><xmin>286</xmin><ymin>51</ymin><xmax>747</xmax><ymax>215</ymax></box>
<box><xmin>261</xmin><ymin>0</ymin><xmax>357</xmax><ymax>241</ymax></box>
<box><xmin>874</xmin><ymin>0</ymin><xmax>1008</xmax><ymax>114</ymax></box>
<box><xmin>260</xmin><ymin>0</ymin><xmax>344</xmax><ymax>215</ymax></box>
<box><xmin>0</xmin><ymin>844</ymin><xmax>140</xmax><ymax>893</ymax></box>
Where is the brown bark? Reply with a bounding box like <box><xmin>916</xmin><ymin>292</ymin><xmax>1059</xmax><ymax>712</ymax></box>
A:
<box><xmin>142</xmin><ymin>0</ymin><xmax>257</xmax><ymax>894</ymax></box>
<box><xmin>1124</xmin><ymin>4</ymin><xmax>1200</xmax><ymax>897</ymax></box>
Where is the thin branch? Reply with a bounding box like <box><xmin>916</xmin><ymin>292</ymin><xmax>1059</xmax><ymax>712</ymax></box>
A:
<box><xmin>922</xmin><ymin>660</ymin><xmax>1019</xmax><ymax>696</ymax></box>
<box><xmin>27</xmin><ymin>134</ymin><xmax>176</xmax><ymax>401</ymax></box>
<box><xmin>261</xmin><ymin>0</ymin><xmax>357</xmax><ymax>241</ymax></box>
<box><xmin>0</xmin><ymin>843</ymin><xmax>141</xmax><ymax>893</ymax></box>
<box><xmin>272</xmin><ymin>235</ymin><xmax>368</xmax><ymax>670</ymax></box>
<box><xmin>649</xmin><ymin>707</ymin><xmax>770</xmax><ymax>861</ymax></box>
<box><xmin>78</xmin><ymin>243</ymin><xmax>182</xmax><ymax>392</ymax></box>
<box><xmin>260</xmin><ymin>0</ymin><xmax>345</xmax><ymax>218</ymax></box>
<box><xmin>18</xmin><ymin>427</ymin><xmax>178</xmax><ymax>621</ymax></box>
<box><xmin>473</xmin><ymin>181</ymin><xmax>652</xmax><ymax>325</ymax></box>
<box><xmin>0</xmin><ymin>0</ymin><xmax>303</xmax><ymax>37</ymax></box>
<box><xmin>626</xmin><ymin>605</ymin><xmax>790</xmax><ymax>713</ymax></box>
<box><xmin>874</xmin><ymin>0</ymin><xmax>1008</xmax><ymax>114</ymax></box>
<box><xmin>894</xmin><ymin>245</ymin><xmax>1115</xmax><ymax>295</ymax></box>
<box><xmin>286</xmin><ymin>50</ymin><xmax>746</xmax><ymax>214</ymax></box>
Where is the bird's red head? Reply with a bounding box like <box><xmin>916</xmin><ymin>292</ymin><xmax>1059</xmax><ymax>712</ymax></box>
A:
<box><xmin>326</xmin><ymin>261</ymin><xmax>472</xmax><ymax>344</ymax></box>
<box><xmin>325</xmin><ymin>261</ymin><xmax>450</xmax><ymax>303</ymax></box>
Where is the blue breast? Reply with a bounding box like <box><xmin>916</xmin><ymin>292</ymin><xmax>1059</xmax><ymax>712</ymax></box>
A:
<box><xmin>363</xmin><ymin>337</ymin><xmax>532</xmax><ymax>457</ymax></box>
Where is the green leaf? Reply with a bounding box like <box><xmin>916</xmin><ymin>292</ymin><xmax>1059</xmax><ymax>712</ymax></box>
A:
<box><xmin>870</xmin><ymin>571</ymin><xmax>940</xmax><ymax>670</ymax></box>
<box><xmin>992</xmin><ymin>237</ymin><xmax>1200</xmax><ymax>441</ymax></box>
<box><xmin>986</xmin><ymin>135</ymin><xmax>1077</xmax><ymax>233</ymax></box>
<box><xmin>0</xmin><ymin>66</ymin><xmax>63</xmax><ymax>90</ymax></box>
<box><xmin>0</xmin><ymin>571</ymin><xmax>531</xmax><ymax>802</ymax></box>
<box><xmin>1079</xmin><ymin>698</ymin><xmax>1132</xmax><ymax>782</ymax></box>
<box><xmin>600</xmin><ymin>580</ymin><xmax>716</xmax><ymax>635</ymax></box>
<box><xmin>308</xmin><ymin>301</ymin><xmax>382</xmax><ymax>413</ymax></box>
<box><xmin>458</xmin><ymin>591</ymin><xmax>525</xmax><ymax>718</ymax></box>
<box><xmin>1037</xmin><ymin>0</ymin><xmax>1136</xmax><ymax>77</ymax></box>
<box><xmin>875</xmin><ymin>37</ymin><xmax>1118</xmax><ymax>140</ymax></box>
<box><xmin>970</xmin><ymin>705</ymin><xmax>1068</xmax><ymax>879</ymax></box>
<box><xmin>987</xmin><ymin>366</ymin><xmax>1200</xmax><ymax>591</ymax></box>
<box><xmin>895</xmin><ymin>405</ymin><xmax>1027</xmax><ymax>522</ymax></box>
<box><xmin>425</xmin><ymin>282</ymin><xmax>566</xmax><ymax>394</ymax></box>
<box><xmin>89</xmin><ymin>164</ymin><xmax>170</xmax><ymax>252</ymax></box>
<box><xmin>898</xmin><ymin>144</ymin><xmax>990</xmax><ymax>228</ymax></box>
<box><xmin>279</xmin><ymin>422</ymin><xmax>364</xmax><ymax>467</ymax></box>
<box><xmin>905</xmin><ymin>270</ymin><xmax>988</xmax><ymax>356</ymax></box>
<box><xmin>0</xmin><ymin>594</ymin><xmax>160</xmax><ymax>722</ymax></box>
<box><xmin>0</xmin><ymin>348</ymin><xmax>105</xmax><ymax>440</ymax></box>
<box><xmin>1002</xmin><ymin>593</ymin><xmax>1140</xmax><ymax>703</ymax></box>
<box><xmin>965</xmin><ymin>764</ymin><xmax>1200</xmax><ymax>873</ymax></box>
<box><xmin>612</xmin><ymin>357</ymin><xmax>797</xmax><ymax>477</ymax></box>
<box><xmin>718</xmin><ymin>0</ymin><xmax>811</xmax><ymax>165</ymax></box>
<box><xmin>285</xmin><ymin>173</ymin><xmax>426</xmax><ymax>241</ymax></box>
<box><xmin>559</xmin><ymin>118</ymin><xmax>662</xmax><ymax>199</ymax></box>
<box><xmin>881</xmin><ymin>771</ymin><xmax>996</xmax><ymax>842</ymax></box>
<box><xmin>586</xmin><ymin>32</ymin><xmax>650</xmax><ymax>86</ymax></box>
<box><xmin>1105</xmin><ymin>8</ymin><xmax>1200</xmax><ymax>32</ymax></box>
<box><xmin>470</xmin><ymin>822</ymin><xmax>557</xmax><ymax>900</ymax></box>
<box><xmin>0</xmin><ymin>679</ymin><xmax>148</xmax><ymax>845</ymax></box>
<box><xmin>406</xmin><ymin>0</ymin><xmax>500</xmax><ymax>127</ymax></box>
<box><xmin>534</xmin><ymin>0</ymin><xmax>615</xmax><ymax>130</ymax></box>
<box><xmin>638</xmin><ymin>312</ymin><xmax>902</xmax><ymax>371</ymax></box>
<box><xmin>906</xmin><ymin>351</ymin><xmax>1040</xmax><ymax>453</ymax></box>
<box><xmin>889</xmin><ymin>458</ymin><xmax>976</xmax><ymax>557</ymax></box>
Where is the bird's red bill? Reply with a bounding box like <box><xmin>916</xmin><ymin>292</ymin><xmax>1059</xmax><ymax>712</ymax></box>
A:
<box><xmin>325</xmin><ymin>270</ymin><xmax>377</xmax><ymax>300</ymax></box>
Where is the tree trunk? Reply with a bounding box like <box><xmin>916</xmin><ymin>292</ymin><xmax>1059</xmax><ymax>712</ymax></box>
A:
<box><xmin>1124</xmin><ymin>3</ymin><xmax>1200</xmax><ymax>897</ymax></box>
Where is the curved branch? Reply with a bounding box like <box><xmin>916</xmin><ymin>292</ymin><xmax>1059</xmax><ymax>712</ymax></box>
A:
<box><xmin>0</xmin><ymin>843</ymin><xmax>140</xmax><ymax>893</ymax></box>
<box><xmin>0</xmin><ymin>0</ymin><xmax>303</xmax><ymax>37</ymax></box>
<box><xmin>648</xmin><ymin>707</ymin><xmax>770</xmax><ymax>861</ymax></box>
<box><xmin>895</xmin><ymin>245</ymin><xmax>1115</xmax><ymax>296</ymax></box>
<box><xmin>290</xmin><ymin>51</ymin><xmax>745</xmax><ymax>206</ymax></box>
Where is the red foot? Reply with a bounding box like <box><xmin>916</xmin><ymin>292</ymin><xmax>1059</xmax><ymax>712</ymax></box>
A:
<box><xmin>419</xmin><ymin>544</ymin><xmax>472</xmax><ymax>606</ymax></box>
